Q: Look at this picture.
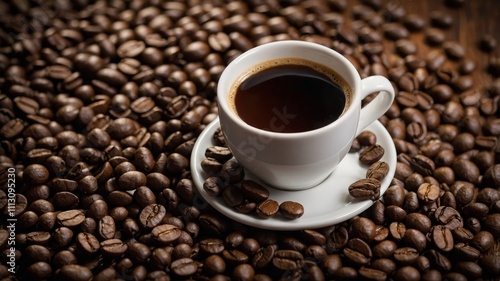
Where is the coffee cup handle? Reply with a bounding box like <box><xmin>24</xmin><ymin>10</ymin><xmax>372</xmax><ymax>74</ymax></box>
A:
<box><xmin>356</xmin><ymin>75</ymin><xmax>395</xmax><ymax>136</ymax></box>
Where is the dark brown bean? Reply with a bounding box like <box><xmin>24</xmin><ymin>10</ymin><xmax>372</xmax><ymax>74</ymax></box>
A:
<box><xmin>256</xmin><ymin>199</ymin><xmax>279</xmax><ymax>219</ymax></box>
<box><xmin>279</xmin><ymin>201</ymin><xmax>304</xmax><ymax>220</ymax></box>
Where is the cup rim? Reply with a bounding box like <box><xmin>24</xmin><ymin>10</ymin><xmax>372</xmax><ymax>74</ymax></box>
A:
<box><xmin>217</xmin><ymin>40</ymin><xmax>362</xmax><ymax>139</ymax></box>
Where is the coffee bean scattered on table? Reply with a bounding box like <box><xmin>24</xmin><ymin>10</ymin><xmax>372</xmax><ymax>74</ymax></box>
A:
<box><xmin>0</xmin><ymin>0</ymin><xmax>499</xmax><ymax>280</ymax></box>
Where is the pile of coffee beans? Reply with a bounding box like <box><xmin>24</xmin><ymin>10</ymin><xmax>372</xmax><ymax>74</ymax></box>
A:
<box><xmin>202</xmin><ymin>131</ymin><xmax>305</xmax><ymax>220</ymax></box>
<box><xmin>0</xmin><ymin>0</ymin><xmax>499</xmax><ymax>280</ymax></box>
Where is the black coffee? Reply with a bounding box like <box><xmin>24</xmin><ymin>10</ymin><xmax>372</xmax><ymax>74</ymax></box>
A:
<box><xmin>231</xmin><ymin>58</ymin><xmax>351</xmax><ymax>133</ymax></box>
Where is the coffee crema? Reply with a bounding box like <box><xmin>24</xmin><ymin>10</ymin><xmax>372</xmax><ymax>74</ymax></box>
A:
<box><xmin>229</xmin><ymin>58</ymin><xmax>352</xmax><ymax>133</ymax></box>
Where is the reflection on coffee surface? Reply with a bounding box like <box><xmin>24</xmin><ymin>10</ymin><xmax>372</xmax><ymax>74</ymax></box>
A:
<box><xmin>229</xmin><ymin>58</ymin><xmax>351</xmax><ymax>133</ymax></box>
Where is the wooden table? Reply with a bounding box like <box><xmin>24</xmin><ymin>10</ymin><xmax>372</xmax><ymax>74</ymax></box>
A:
<box><xmin>372</xmin><ymin>0</ymin><xmax>500</xmax><ymax>89</ymax></box>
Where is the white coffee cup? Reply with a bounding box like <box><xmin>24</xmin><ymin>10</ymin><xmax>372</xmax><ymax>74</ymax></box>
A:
<box><xmin>217</xmin><ymin>40</ymin><xmax>395</xmax><ymax>190</ymax></box>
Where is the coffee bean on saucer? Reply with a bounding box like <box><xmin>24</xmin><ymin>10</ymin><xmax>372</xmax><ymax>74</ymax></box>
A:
<box><xmin>240</xmin><ymin>180</ymin><xmax>269</xmax><ymax>202</ymax></box>
<box><xmin>366</xmin><ymin>161</ymin><xmax>389</xmax><ymax>181</ymax></box>
<box><xmin>357</xmin><ymin>130</ymin><xmax>377</xmax><ymax>146</ymax></box>
<box><xmin>212</xmin><ymin>128</ymin><xmax>226</xmax><ymax>146</ymax></box>
<box><xmin>203</xmin><ymin>176</ymin><xmax>225</xmax><ymax>197</ymax></box>
<box><xmin>205</xmin><ymin>146</ymin><xmax>233</xmax><ymax>163</ymax></box>
<box><xmin>348</xmin><ymin>178</ymin><xmax>381</xmax><ymax>200</ymax></box>
<box><xmin>350</xmin><ymin>138</ymin><xmax>362</xmax><ymax>152</ymax></box>
<box><xmin>359</xmin><ymin>144</ymin><xmax>385</xmax><ymax>165</ymax></box>
<box><xmin>234</xmin><ymin>200</ymin><xmax>257</xmax><ymax>214</ymax></box>
<box><xmin>222</xmin><ymin>184</ymin><xmax>245</xmax><ymax>208</ymax></box>
<box><xmin>256</xmin><ymin>199</ymin><xmax>279</xmax><ymax>219</ymax></box>
<box><xmin>221</xmin><ymin>159</ymin><xmax>245</xmax><ymax>183</ymax></box>
<box><xmin>279</xmin><ymin>201</ymin><xmax>304</xmax><ymax>219</ymax></box>
<box><xmin>201</xmin><ymin>157</ymin><xmax>223</xmax><ymax>175</ymax></box>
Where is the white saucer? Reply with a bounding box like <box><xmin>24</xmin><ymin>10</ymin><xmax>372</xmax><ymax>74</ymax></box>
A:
<box><xmin>191</xmin><ymin>118</ymin><xmax>397</xmax><ymax>231</ymax></box>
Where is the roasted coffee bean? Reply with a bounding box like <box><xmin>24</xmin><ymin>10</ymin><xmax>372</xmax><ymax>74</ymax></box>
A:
<box><xmin>393</xmin><ymin>266</ymin><xmax>421</xmax><ymax>281</ymax></box>
<box><xmin>139</xmin><ymin>204</ymin><xmax>166</xmax><ymax>228</ymax></box>
<box><xmin>427</xmin><ymin>249</ymin><xmax>452</xmax><ymax>271</ymax></box>
<box><xmin>200</xmin><ymin>238</ymin><xmax>225</xmax><ymax>255</ymax></box>
<box><xmin>256</xmin><ymin>199</ymin><xmax>279</xmax><ymax>219</ymax></box>
<box><xmin>250</xmin><ymin>244</ymin><xmax>274</xmax><ymax>269</ymax></box>
<box><xmin>471</xmin><ymin>230</ymin><xmax>495</xmax><ymax>252</ymax></box>
<box><xmin>118</xmin><ymin>171</ymin><xmax>147</xmax><ymax>191</ymax></box>
<box><xmin>281</xmin><ymin>236</ymin><xmax>306</xmax><ymax>252</ymax></box>
<box><xmin>117</xmin><ymin>40</ymin><xmax>146</xmax><ymax>58</ymax></box>
<box><xmin>478</xmin><ymin>33</ymin><xmax>498</xmax><ymax>52</ymax></box>
<box><xmin>223</xmin><ymin>184</ymin><xmax>245</xmax><ymax>208</ymax></box>
<box><xmin>57</xmin><ymin>264</ymin><xmax>93</xmax><ymax>281</ymax></box>
<box><xmin>454</xmin><ymin>243</ymin><xmax>481</xmax><ymax>261</ymax></box>
<box><xmin>351</xmin><ymin>217</ymin><xmax>376</xmax><ymax>242</ymax></box>
<box><xmin>76</xmin><ymin>232</ymin><xmax>100</xmax><ymax>254</ymax></box>
<box><xmin>25</xmin><ymin>261</ymin><xmax>52</xmax><ymax>279</ymax></box>
<box><xmin>87</xmin><ymin>199</ymin><xmax>108</xmax><ymax>220</ymax></box>
<box><xmin>393</xmin><ymin>247</ymin><xmax>419</xmax><ymax>264</ymax></box>
<box><xmin>203</xmin><ymin>176</ymin><xmax>225</xmax><ymax>197</ymax></box>
<box><xmin>357</xmin><ymin>130</ymin><xmax>377</xmax><ymax>146</ymax></box>
<box><xmin>454</xmin><ymin>261</ymin><xmax>483</xmax><ymax>279</ymax></box>
<box><xmin>385</xmin><ymin>205</ymin><xmax>407</xmax><ymax>222</ymax></box>
<box><xmin>452</xmin><ymin>226</ymin><xmax>475</xmax><ymax>243</ymax></box>
<box><xmin>389</xmin><ymin>222</ymin><xmax>406</xmax><ymax>241</ymax></box>
<box><xmin>344</xmin><ymin>238</ymin><xmax>372</xmax><ymax>265</ymax></box>
<box><xmin>372</xmin><ymin>240</ymin><xmax>397</xmax><ymax>259</ymax></box>
<box><xmin>53</xmin><ymin>227</ymin><xmax>73</xmax><ymax>249</ymax></box>
<box><xmin>152</xmin><ymin>224</ymin><xmax>181</xmax><ymax>244</ymax></box>
<box><xmin>434</xmin><ymin>206</ymin><xmax>463</xmax><ymax>230</ymax></box>
<box><xmin>57</xmin><ymin>209</ymin><xmax>85</xmax><ymax>227</ymax></box>
<box><xmin>240</xmin><ymin>180</ymin><xmax>269</xmax><ymax>202</ymax></box>
<box><xmin>430</xmin><ymin>10</ymin><xmax>453</xmax><ymax>28</ymax></box>
<box><xmin>279</xmin><ymin>201</ymin><xmax>304</xmax><ymax>219</ymax></box>
<box><xmin>133</xmin><ymin>186</ymin><xmax>156</xmax><ymax>208</ymax></box>
<box><xmin>483</xmin><ymin>213</ymin><xmax>500</xmax><ymax>237</ymax></box>
<box><xmin>359</xmin><ymin>144</ymin><xmax>385</xmax><ymax>164</ymax></box>
<box><xmin>174</xmin><ymin>178</ymin><xmax>196</xmax><ymax>203</ymax></box>
<box><xmin>220</xmin><ymin>159</ymin><xmax>245</xmax><ymax>183</ymax></box>
<box><xmin>402</xmin><ymin>13</ymin><xmax>426</xmax><ymax>30</ymax></box>
<box><xmin>383</xmin><ymin>185</ymin><xmax>406</xmax><ymax>206</ymax></box>
<box><xmin>333</xmin><ymin>266</ymin><xmax>358</xmax><ymax>280</ymax></box>
<box><xmin>417</xmin><ymin>183</ymin><xmax>440</xmax><ymax>203</ymax></box>
<box><xmin>348</xmin><ymin>178</ymin><xmax>381</xmax><ymax>200</ymax></box>
<box><xmin>370</xmin><ymin>258</ymin><xmax>397</xmax><ymax>275</ymax></box>
<box><xmin>127</xmin><ymin>242</ymin><xmax>152</xmax><ymax>263</ymax></box>
<box><xmin>430</xmin><ymin>225</ymin><xmax>454</xmax><ymax>251</ymax></box>
<box><xmin>201</xmin><ymin>158</ymin><xmax>223</xmax><ymax>176</ymax></box>
<box><xmin>443</xmin><ymin>40</ymin><xmax>466</xmax><ymax>59</ymax></box>
<box><xmin>366</xmin><ymin>161</ymin><xmax>389</xmax><ymax>180</ymax></box>
<box><xmin>51</xmin><ymin>191</ymin><xmax>78</xmax><ymax>210</ymax></box>
<box><xmin>452</xmin><ymin>159</ymin><xmax>480</xmax><ymax>184</ymax></box>
<box><xmin>96</xmin><ymin>215</ymin><xmax>115</xmax><ymax>240</ymax></box>
<box><xmin>203</xmin><ymin>254</ymin><xmax>226</xmax><ymax>276</ymax></box>
<box><xmin>100</xmin><ymin>239</ymin><xmax>127</xmax><ymax>257</ymax></box>
<box><xmin>23</xmin><ymin>164</ymin><xmax>50</xmax><ymax>185</ymax></box>
<box><xmin>272</xmin><ymin>250</ymin><xmax>304</xmax><ymax>271</ymax></box>
<box><xmin>479</xmin><ymin>255</ymin><xmax>500</xmax><ymax>276</ymax></box>
<box><xmin>425</xmin><ymin>28</ymin><xmax>446</xmax><ymax>46</ymax></box>
<box><xmin>166</xmin><ymin>152</ymin><xmax>189</xmax><ymax>174</ymax></box>
<box><xmin>383</xmin><ymin>22</ymin><xmax>409</xmax><ymax>40</ymax></box>
<box><xmin>222</xmin><ymin>249</ymin><xmax>249</xmax><ymax>264</ymax></box>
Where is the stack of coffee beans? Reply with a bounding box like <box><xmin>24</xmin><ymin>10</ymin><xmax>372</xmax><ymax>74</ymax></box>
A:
<box><xmin>0</xmin><ymin>0</ymin><xmax>499</xmax><ymax>280</ymax></box>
